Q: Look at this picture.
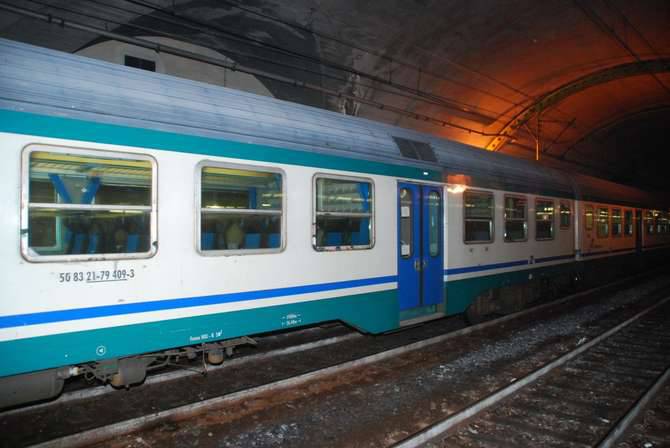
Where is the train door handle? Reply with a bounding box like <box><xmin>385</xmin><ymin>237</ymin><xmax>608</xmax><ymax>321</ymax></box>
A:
<box><xmin>414</xmin><ymin>259</ymin><xmax>428</xmax><ymax>271</ymax></box>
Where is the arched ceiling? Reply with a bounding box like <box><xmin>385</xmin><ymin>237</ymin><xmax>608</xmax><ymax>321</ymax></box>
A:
<box><xmin>1</xmin><ymin>0</ymin><xmax>669</xmax><ymax>191</ymax></box>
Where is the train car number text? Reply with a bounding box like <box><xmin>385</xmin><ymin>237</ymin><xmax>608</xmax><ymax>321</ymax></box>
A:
<box><xmin>58</xmin><ymin>269</ymin><xmax>135</xmax><ymax>284</ymax></box>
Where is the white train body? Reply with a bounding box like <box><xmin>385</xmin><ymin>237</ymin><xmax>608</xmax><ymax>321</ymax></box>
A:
<box><xmin>0</xmin><ymin>39</ymin><xmax>668</xmax><ymax>407</ymax></box>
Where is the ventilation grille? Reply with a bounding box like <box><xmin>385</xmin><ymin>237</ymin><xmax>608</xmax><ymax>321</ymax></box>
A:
<box><xmin>393</xmin><ymin>137</ymin><xmax>437</xmax><ymax>163</ymax></box>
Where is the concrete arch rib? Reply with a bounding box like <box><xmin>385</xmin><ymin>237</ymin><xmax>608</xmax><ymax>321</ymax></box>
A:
<box><xmin>485</xmin><ymin>58</ymin><xmax>670</xmax><ymax>152</ymax></box>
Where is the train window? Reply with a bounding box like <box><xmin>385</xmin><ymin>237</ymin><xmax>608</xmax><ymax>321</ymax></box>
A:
<box><xmin>535</xmin><ymin>199</ymin><xmax>554</xmax><ymax>240</ymax></box>
<box><xmin>611</xmin><ymin>208</ymin><xmax>622</xmax><ymax>237</ymax></box>
<box><xmin>313</xmin><ymin>175</ymin><xmax>373</xmax><ymax>251</ymax></box>
<box><xmin>659</xmin><ymin>211</ymin><xmax>669</xmax><ymax>234</ymax></box>
<box><xmin>503</xmin><ymin>195</ymin><xmax>527</xmax><ymax>242</ymax></box>
<box><xmin>23</xmin><ymin>148</ymin><xmax>156</xmax><ymax>261</ymax></box>
<box><xmin>597</xmin><ymin>207</ymin><xmax>610</xmax><ymax>238</ymax></box>
<box><xmin>560</xmin><ymin>202</ymin><xmax>571</xmax><ymax>229</ymax></box>
<box><xmin>585</xmin><ymin>205</ymin><xmax>594</xmax><ymax>231</ymax></box>
<box><xmin>464</xmin><ymin>190</ymin><xmax>494</xmax><ymax>244</ymax></box>
<box><xmin>124</xmin><ymin>55</ymin><xmax>156</xmax><ymax>72</ymax></box>
<box><xmin>645</xmin><ymin>210</ymin><xmax>655</xmax><ymax>235</ymax></box>
<box><xmin>198</xmin><ymin>163</ymin><xmax>283</xmax><ymax>254</ymax></box>
<box><xmin>624</xmin><ymin>210</ymin><xmax>633</xmax><ymax>236</ymax></box>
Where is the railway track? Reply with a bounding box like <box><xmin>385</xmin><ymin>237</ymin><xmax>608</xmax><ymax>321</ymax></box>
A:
<box><xmin>3</xmin><ymin>271</ymin><xmax>669</xmax><ymax>448</ymax></box>
<box><xmin>395</xmin><ymin>296</ymin><xmax>670</xmax><ymax>448</ymax></box>
<box><xmin>614</xmin><ymin>377</ymin><xmax>670</xmax><ymax>448</ymax></box>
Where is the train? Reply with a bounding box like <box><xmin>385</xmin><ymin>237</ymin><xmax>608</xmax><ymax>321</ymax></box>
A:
<box><xmin>1</xmin><ymin>39</ymin><xmax>669</xmax><ymax>409</ymax></box>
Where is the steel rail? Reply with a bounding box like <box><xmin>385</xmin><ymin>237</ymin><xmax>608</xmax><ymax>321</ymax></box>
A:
<box><xmin>595</xmin><ymin>365</ymin><xmax>670</xmax><ymax>447</ymax></box>
<box><xmin>392</xmin><ymin>295</ymin><xmax>670</xmax><ymax>448</ymax></box>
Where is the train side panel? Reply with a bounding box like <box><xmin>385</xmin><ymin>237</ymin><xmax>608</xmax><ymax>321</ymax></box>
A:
<box><xmin>0</xmin><ymin>131</ymin><xmax>401</xmax><ymax>378</ymax></box>
<box><xmin>444</xmin><ymin>186</ymin><xmax>576</xmax><ymax>315</ymax></box>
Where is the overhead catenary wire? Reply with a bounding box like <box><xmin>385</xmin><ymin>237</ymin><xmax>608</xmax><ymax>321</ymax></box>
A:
<box><xmin>0</xmin><ymin>1</ymin><xmax>626</xmax><ymax>179</ymax></box>
<box><xmin>21</xmin><ymin>0</ymin><xmax>506</xmax><ymax>125</ymax></box>
<box><xmin>24</xmin><ymin>0</ymin><xmax>501</xmax><ymax>123</ymax></box>
<box><xmin>126</xmin><ymin>0</ymin><xmax>532</xmax><ymax>107</ymax></box>
<box><xmin>0</xmin><ymin>1</ymin><xmax>511</xmax><ymax>138</ymax></box>
<box><xmin>573</xmin><ymin>0</ymin><xmax>670</xmax><ymax>97</ymax></box>
<box><xmin>602</xmin><ymin>0</ymin><xmax>670</xmax><ymax>96</ymax></box>
<box><xmin>119</xmin><ymin>0</ymin><xmax>517</xmax><ymax>119</ymax></box>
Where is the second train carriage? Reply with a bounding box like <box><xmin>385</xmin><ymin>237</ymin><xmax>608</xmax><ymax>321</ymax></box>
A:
<box><xmin>1</xmin><ymin>39</ymin><xmax>669</xmax><ymax>408</ymax></box>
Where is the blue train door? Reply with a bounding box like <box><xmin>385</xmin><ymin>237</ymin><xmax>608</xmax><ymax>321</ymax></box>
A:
<box><xmin>397</xmin><ymin>183</ymin><xmax>444</xmax><ymax>311</ymax></box>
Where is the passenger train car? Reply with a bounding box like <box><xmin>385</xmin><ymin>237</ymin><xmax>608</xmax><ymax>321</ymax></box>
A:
<box><xmin>1</xmin><ymin>39</ymin><xmax>669</xmax><ymax>408</ymax></box>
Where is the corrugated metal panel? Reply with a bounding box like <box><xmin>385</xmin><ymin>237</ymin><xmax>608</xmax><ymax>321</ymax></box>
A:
<box><xmin>0</xmin><ymin>39</ymin><xmax>661</xmax><ymax>206</ymax></box>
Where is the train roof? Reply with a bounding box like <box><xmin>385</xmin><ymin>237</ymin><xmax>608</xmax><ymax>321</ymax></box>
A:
<box><xmin>0</xmin><ymin>39</ymin><xmax>664</xmax><ymax>208</ymax></box>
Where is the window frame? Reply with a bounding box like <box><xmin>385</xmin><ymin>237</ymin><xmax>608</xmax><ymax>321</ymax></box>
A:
<box><xmin>21</xmin><ymin>144</ymin><xmax>158</xmax><ymax>263</ymax></box>
<box><xmin>658</xmin><ymin>211</ymin><xmax>668</xmax><ymax>234</ymax></box>
<box><xmin>312</xmin><ymin>173</ymin><xmax>375</xmax><ymax>252</ymax></box>
<box><xmin>596</xmin><ymin>207</ymin><xmax>610</xmax><ymax>239</ymax></box>
<box><xmin>559</xmin><ymin>201</ymin><xmax>571</xmax><ymax>230</ymax></box>
<box><xmin>611</xmin><ymin>208</ymin><xmax>622</xmax><ymax>237</ymax></box>
<box><xmin>196</xmin><ymin>160</ymin><xmax>286</xmax><ymax>256</ymax></box>
<box><xmin>503</xmin><ymin>194</ymin><xmax>528</xmax><ymax>243</ymax></box>
<box><xmin>584</xmin><ymin>204</ymin><xmax>594</xmax><ymax>231</ymax></box>
<box><xmin>623</xmin><ymin>209</ymin><xmax>633</xmax><ymax>237</ymax></box>
<box><xmin>645</xmin><ymin>210</ymin><xmax>655</xmax><ymax>235</ymax></box>
<box><xmin>463</xmin><ymin>189</ymin><xmax>495</xmax><ymax>244</ymax></box>
<box><xmin>534</xmin><ymin>198</ymin><xmax>555</xmax><ymax>241</ymax></box>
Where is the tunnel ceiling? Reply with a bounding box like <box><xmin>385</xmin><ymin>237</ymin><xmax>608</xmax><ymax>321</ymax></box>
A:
<box><xmin>1</xmin><ymin>0</ymin><xmax>669</xmax><ymax>191</ymax></box>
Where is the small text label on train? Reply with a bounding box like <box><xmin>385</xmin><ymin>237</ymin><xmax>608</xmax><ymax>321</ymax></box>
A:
<box><xmin>58</xmin><ymin>269</ymin><xmax>136</xmax><ymax>284</ymax></box>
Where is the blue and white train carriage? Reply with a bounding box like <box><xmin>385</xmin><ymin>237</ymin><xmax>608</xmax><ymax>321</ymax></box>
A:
<box><xmin>1</xmin><ymin>39</ymin><xmax>669</xmax><ymax>408</ymax></box>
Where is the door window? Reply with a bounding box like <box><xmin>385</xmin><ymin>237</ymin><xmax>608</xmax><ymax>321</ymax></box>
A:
<box><xmin>399</xmin><ymin>188</ymin><xmax>413</xmax><ymax>258</ymax></box>
<box><xmin>428</xmin><ymin>191</ymin><xmax>440</xmax><ymax>256</ymax></box>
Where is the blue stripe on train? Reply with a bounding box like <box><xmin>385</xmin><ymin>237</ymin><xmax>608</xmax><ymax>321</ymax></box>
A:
<box><xmin>0</xmin><ymin>275</ymin><xmax>397</xmax><ymax>329</ymax></box>
<box><xmin>535</xmin><ymin>254</ymin><xmax>575</xmax><ymax>263</ymax></box>
<box><xmin>445</xmin><ymin>259</ymin><xmax>529</xmax><ymax>275</ymax></box>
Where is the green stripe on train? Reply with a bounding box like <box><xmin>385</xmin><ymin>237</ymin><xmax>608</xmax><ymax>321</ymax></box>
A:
<box><xmin>0</xmin><ymin>109</ymin><xmax>441</xmax><ymax>181</ymax></box>
<box><xmin>0</xmin><ymin>289</ymin><xmax>398</xmax><ymax>378</ymax></box>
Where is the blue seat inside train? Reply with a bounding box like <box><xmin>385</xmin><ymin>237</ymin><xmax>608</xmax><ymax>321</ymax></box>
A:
<box><xmin>245</xmin><ymin>233</ymin><xmax>261</xmax><ymax>249</ymax></box>
<box><xmin>326</xmin><ymin>232</ymin><xmax>343</xmax><ymax>246</ymax></box>
<box><xmin>201</xmin><ymin>232</ymin><xmax>215</xmax><ymax>250</ymax></box>
<box><xmin>268</xmin><ymin>233</ymin><xmax>280</xmax><ymax>248</ymax></box>
<box><xmin>71</xmin><ymin>233</ymin><xmax>86</xmax><ymax>254</ymax></box>
<box><xmin>87</xmin><ymin>233</ymin><xmax>100</xmax><ymax>254</ymax></box>
<box><xmin>126</xmin><ymin>234</ymin><xmax>140</xmax><ymax>252</ymax></box>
